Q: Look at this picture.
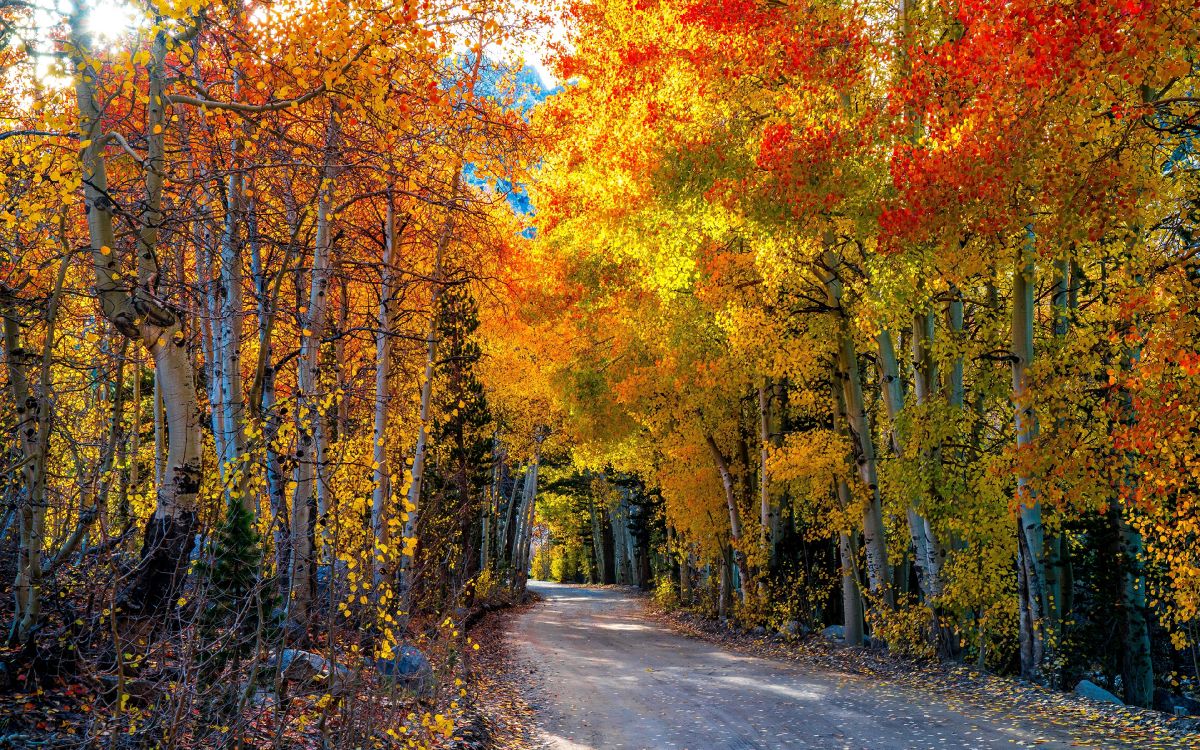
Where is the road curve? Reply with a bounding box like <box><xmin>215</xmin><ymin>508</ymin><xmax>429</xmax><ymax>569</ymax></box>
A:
<box><xmin>509</xmin><ymin>580</ymin><xmax>1127</xmax><ymax>750</ymax></box>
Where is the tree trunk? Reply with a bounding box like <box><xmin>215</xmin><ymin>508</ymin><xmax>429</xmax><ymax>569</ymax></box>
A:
<box><xmin>2</xmin><ymin>255</ymin><xmax>67</xmax><ymax>640</ymax></box>
<box><xmin>399</xmin><ymin>171</ymin><xmax>462</xmax><ymax>601</ymax></box>
<box><xmin>718</xmin><ymin>550</ymin><xmax>731</xmax><ymax>620</ymax></box>
<box><xmin>1012</xmin><ymin>243</ymin><xmax>1047</xmax><ymax>680</ymax></box>
<box><xmin>877</xmin><ymin>328</ymin><xmax>938</xmax><ymax>601</ymax></box>
<box><xmin>821</xmin><ymin>245</ymin><xmax>891</xmax><ymax>605</ymax></box>
<box><xmin>1110</xmin><ymin>254</ymin><xmax>1154</xmax><ymax>707</ymax></box>
<box><xmin>201</xmin><ymin>216</ymin><xmax>228</xmax><ymax>481</ymax></box>
<box><xmin>589</xmin><ymin>495</ymin><xmax>606</xmax><ymax>586</ymax></box>
<box><xmin>704</xmin><ymin>432</ymin><xmax>749</xmax><ymax>604</ymax></box>
<box><xmin>500</xmin><ymin>466</ymin><xmax>525</xmax><ymax>575</ymax></box>
<box><xmin>72</xmin><ymin>18</ymin><xmax>200</xmax><ymax>614</ymax></box>
<box><xmin>218</xmin><ymin>156</ymin><xmax>250</xmax><ymax>512</ymax></box>
<box><xmin>758</xmin><ymin>383</ymin><xmax>777</xmax><ymax>571</ymax></box>
<box><xmin>838</xmin><ymin>528</ymin><xmax>865</xmax><ymax>648</ymax></box>
<box><xmin>515</xmin><ymin>448</ymin><xmax>541</xmax><ymax>589</ymax></box>
<box><xmin>249</xmin><ymin>205</ymin><xmax>290</xmax><ymax>592</ymax></box>
<box><xmin>611</xmin><ymin>502</ymin><xmax>628</xmax><ymax>585</ymax></box>
<box><xmin>333</xmin><ymin>276</ymin><xmax>350</xmax><ymax>441</ymax></box>
<box><xmin>372</xmin><ymin>195</ymin><xmax>399</xmax><ymax>585</ymax></box>
<box><xmin>288</xmin><ymin>114</ymin><xmax>339</xmax><ymax>634</ymax></box>
<box><xmin>910</xmin><ymin>312</ymin><xmax>946</xmax><ymax>595</ymax></box>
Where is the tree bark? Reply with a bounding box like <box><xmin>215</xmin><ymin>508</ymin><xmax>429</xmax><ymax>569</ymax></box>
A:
<box><xmin>2</xmin><ymin>254</ymin><xmax>67</xmax><ymax>640</ymax></box>
<box><xmin>820</xmin><ymin>246</ymin><xmax>891</xmax><ymax>605</ymax></box>
<box><xmin>704</xmin><ymin>432</ymin><xmax>749</xmax><ymax>604</ymax></box>
<box><xmin>838</xmin><ymin>528</ymin><xmax>865</xmax><ymax>648</ymax></box>
<box><xmin>514</xmin><ymin>447</ymin><xmax>541</xmax><ymax>589</ymax></box>
<box><xmin>1110</xmin><ymin>252</ymin><xmax>1154</xmax><ymax>707</ymax></box>
<box><xmin>288</xmin><ymin>113</ymin><xmax>339</xmax><ymax>635</ymax></box>
<box><xmin>372</xmin><ymin>195</ymin><xmax>399</xmax><ymax>585</ymax></box>
<box><xmin>218</xmin><ymin>145</ymin><xmax>250</xmax><ymax>512</ymax></box>
<box><xmin>757</xmin><ymin>383</ymin><xmax>778</xmax><ymax>571</ymax></box>
<box><xmin>589</xmin><ymin>494</ymin><xmax>606</xmax><ymax>586</ymax></box>
<box><xmin>1012</xmin><ymin>242</ymin><xmax>1047</xmax><ymax>680</ymax></box>
<box><xmin>877</xmin><ymin>328</ymin><xmax>938</xmax><ymax>601</ymax></box>
<box><xmin>71</xmin><ymin>17</ymin><xmax>200</xmax><ymax>615</ymax></box>
<box><xmin>910</xmin><ymin>312</ymin><xmax>946</xmax><ymax>595</ymax></box>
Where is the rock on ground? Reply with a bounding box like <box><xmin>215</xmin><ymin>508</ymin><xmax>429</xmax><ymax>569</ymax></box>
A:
<box><xmin>1074</xmin><ymin>679</ymin><xmax>1124</xmax><ymax>706</ymax></box>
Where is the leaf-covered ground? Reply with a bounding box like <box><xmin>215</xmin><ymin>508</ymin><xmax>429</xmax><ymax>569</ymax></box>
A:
<box><xmin>649</xmin><ymin>606</ymin><xmax>1200</xmax><ymax>750</ymax></box>
<box><xmin>455</xmin><ymin>598</ymin><xmax>541</xmax><ymax>750</ymax></box>
<box><xmin>493</xmin><ymin>581</ymin><xmax>1190</xmax><ymax>749</ymax></box>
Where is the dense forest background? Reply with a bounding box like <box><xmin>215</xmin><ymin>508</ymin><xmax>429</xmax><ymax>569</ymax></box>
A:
<box><xmin>524</xmin><ymin>0</ymin><xmax>1200</xmax><ymax>720</ymax></box>
<box><xmin>1</xmin><ymin>0</ymin><xmax>1200</xmax><ymax>746</ymax></box>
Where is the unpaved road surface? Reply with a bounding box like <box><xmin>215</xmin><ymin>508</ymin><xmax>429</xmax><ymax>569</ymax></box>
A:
<box><xmin>510</xmin><ymin>581</ymin><xmax>1153</xmax><ymax>750</ymax></box>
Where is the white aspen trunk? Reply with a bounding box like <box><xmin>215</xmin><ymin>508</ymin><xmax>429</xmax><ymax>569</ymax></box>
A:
<box><xmin>514</xmin><ymin>451</ymin><xmax>541</xmax><ymax>585</ymax></box>
<box><xmin>838</xmin><ymin>527</ymin><xmax>865</xmax><ymax>647</ymax></box>
<box><xmin>72</xmin><ymin>18</ymin><xmax>200</xmax><ymax>613</ymax></box>
<box><xmin>315</xmin><ymin>410</ymin><xmax>331</xmax><ymax>526</ymax></box>
<box><xmin>946</xmin><ymin>284</ymin><xmax>967</xmax><ymax>566</ymax></box>
<box><xmin>481</xmin><ymin>438</ymin><xmax>501</xmax><ymax>573</ymax></box>
<box><xmin>288</xmin><ymin>115</ymin><xmax>338</xmax><ymax>634</ymax></box>
<box><xmin>200</xmin><ymin>224</ymin><xmax>228</xmax><ymax>475</ymax></box>
<box><xmin>911</xmin><ymin>312</ymin><xmax>946</xmax><ymax>595</ymax></box>
<box><xmin>249</xmin><ymin>204</ymin><xmax>290</xmax><ymax>589</ymax></box>
<box><xmin>1012</xmin><ymin>242</ymin><xmax>1046</xmax><ymax>679</ymax></box>
<box><xmin>622</xmin><ymin>491</ymin><xmax>637</xmax><ymax>585</ymax></box>
<box><xmin>218</xmin><ymin>159</ymin><xmax>249</xmax><ymax>511</ymax></box>
<box><xmin>512</xmin><ymin>476</ymin><xmax>529</xmax><ymax>580</ymax></box>
<box><xmin>398</xmin><ymin>171</ymin><xmax>462</xmax><ymax>599</ymax></box>
<box><xmin>480</xmin><ymin>513</ymin><xmax>490</xmax><ymax>573</ymax></box>
<box><xmin>831</xmin><ymin>386</ymin><xmax>866</xmax><ymax>647</ymax></box>
<box><xmin>821</xmin><ymin>244</ymin><xmax>891</xmax><ymax>605</ymax></box>
<box><xmin>372</xmin><ymin>197</ymin><xmax>397</xmax><ymax>584</ymax></box>
<box><xmin>153</xmin><ymin>370</ymin><xmax>164</xmax><ymax>491</ymax></box>
<box><xmin>841</xmin><ymin>332</ymin><xmax>891</xmax><ymax>603</ymax></box>
<box><xmin>517</xmin><ymin>456</ymin><xmax>540</xmax><ymax>586</ymax></box>
<box><xmin>704</xmin><ymin>432</ymin><xmax>749</xmax><ymax>604</ymax></box>
<box><xmin>114</xmin><ymin>351</ymin><xmax>141</xmax><ymax>524</ymax></box>
<box><xmin>500</xmin><ymin>466</ymin><xmax>525</xmax><ymax>573</ymax></box>
<box><xmin>4</xmin><ymin>312</ymin><xmax>47</xmax><ymax>642</ymax></box>
<box><xmin>611</xmin><ymin>504</ymin><xmax>627</xmax><ymax>585</ymax></box>
<box><xmin>589</xmin><ymin>494</ymin><xmax>607</xmax><ymax>584</ymax></box>
<box><xmin>877</xmin><ymin>328</ymin><xmax>936</xmax><ymax>601</ymax></box>
<box><xmin>1</xmin><ymin>255</ymin><xmax>67</xmax><ymax>639</ymax></box>
<box><xmin>757</xmin><ymin>383</ymin><xmax>776</xmax><ymax>570</ymax></box>
<box><xmin>947</xmin><ymin>285</ymin><xmax>965</xmax><ymax>410</ymax></box>
<box><xmin>334</xmin><ymin>277</ymin><xmax>350</xmax><ymax>440</ymax></box>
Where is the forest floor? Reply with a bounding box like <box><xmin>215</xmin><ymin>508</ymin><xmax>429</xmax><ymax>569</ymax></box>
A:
<box><xmin>481</xmin><ymin>580</ymin><xmax>1200</xmax><ymax>750</ymax></box>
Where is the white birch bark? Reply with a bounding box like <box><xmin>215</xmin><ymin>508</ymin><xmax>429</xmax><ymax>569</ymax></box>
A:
<box><xmin>910</xmin><ymin>312</ymin><xmax>946</xmax><ymax>595</ymax></box>
<box><xmin>218</xmin><ymin>149</ymin><xmax>249</xmax><ymax>510</ymax></box>
<box><xmin>288</xmin><ymin>113</ymin><xmax>339</xmax><ymax>633</ymax></box>
<box><xmin>820</xmin><ymin>244</ymin><xmax>891</xmax><ymax>605</ymax></box>
<box><xmin>2</xmin><ymin>254</ymin><xmax>68</xmax><ymax>639</ymax></box>
<box><xmin>372</xmin><ymin>196</ymin><xmax>398</xmax><ymax>585</ymax></box>
<box><xmin>71</xmin><ymin>17</ymin><xmax>201</xmax><ymax>613</ymax></box>
<box><xmin>1012</xmin><ymin>241</ymin><xmax>1046</xmax><ymax>678</ymax></box>
<box><xmin>704</xmin><ymin>432</ymin><xmax>749</xmax><ymax>603</ymax></box>
<box><xmin>757</xmin><ymin>384</ymin><xmax>777</xmax><ymax>570</ymax></box>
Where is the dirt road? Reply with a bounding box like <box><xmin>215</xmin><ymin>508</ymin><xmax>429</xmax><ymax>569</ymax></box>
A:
<box><xmin>509</xmin><ymin>581</ymin><xmax>1164</xmax><ymax>750</ymax></box>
